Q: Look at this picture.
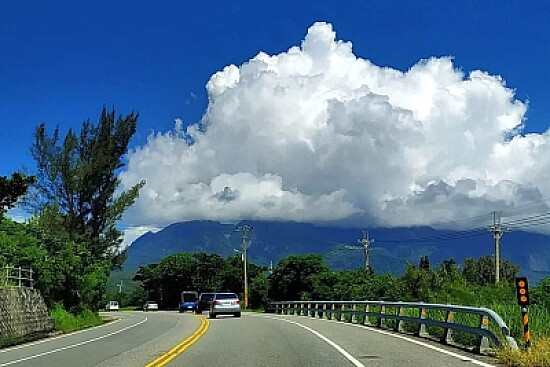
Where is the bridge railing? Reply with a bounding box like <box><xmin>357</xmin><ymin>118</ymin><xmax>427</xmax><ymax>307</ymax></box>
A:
<box><xmin>267</xmin><ymin>300</ymin><xmax>518</xmax><ymax>352</ymax></box>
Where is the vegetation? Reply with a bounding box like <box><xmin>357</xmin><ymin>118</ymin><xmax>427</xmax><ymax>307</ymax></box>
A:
<box><xmin>29</xmin><ymin>107</ymin><xmax>145</xmax><ymax>267</ymax></box>
<box><xmin>0</xmin><ymin>172</ymin><xmax>34</xmax><ymax>222</ymax></box>
<box><xmin>1</xmin><ymin>107</ymin><xmax>143</xmax><ymax>317</ymax></box>
<box><xmin>50</xmin><ymin>304</ymin><xmax>103</xmax><ymax>333</ymax></box>
<box><xmin>497</xmin><ymin>337</ymin><xmax>550</xmax><ymax>367</ymax></box>
<box><xmin>132</xmin><ymin>252</ymin><xmax>267</xmax><ymax>309</ymax></box>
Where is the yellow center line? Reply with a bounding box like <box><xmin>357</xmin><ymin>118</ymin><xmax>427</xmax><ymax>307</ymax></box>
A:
<box><xmin>145</xmin><ymin>316</ymin><xmax>209</xmax><ymax>367</ymax></box>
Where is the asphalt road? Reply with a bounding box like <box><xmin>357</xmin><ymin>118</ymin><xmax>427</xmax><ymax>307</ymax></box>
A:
<box><xmin>0</xmin><ymin>311</ymin><xmax>499</xmax><ymax>367</ymax></box>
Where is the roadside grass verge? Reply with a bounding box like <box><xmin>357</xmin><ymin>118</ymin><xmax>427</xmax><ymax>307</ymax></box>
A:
<box><xmin>497</xmin><ymin>337</ymin><xmax>550</xmax><ymax>367</ymax></box>
<box><xmin>50</xmin><ymin>305</ymin><xmax>103</xmax><ymax>333</ymax></box>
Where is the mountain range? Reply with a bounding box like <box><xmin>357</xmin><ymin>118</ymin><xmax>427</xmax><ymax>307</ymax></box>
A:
<box><xmin>123</xmin><ymin>220</ymin><xmax>550</xmax><ymax>283</ymax></box>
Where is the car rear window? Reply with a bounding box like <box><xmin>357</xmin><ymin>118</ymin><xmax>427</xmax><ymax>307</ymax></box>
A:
<box><xmin>215</xmin><ymin>293</ymin><xmax>238</xmax><ymax>300</ymax></box>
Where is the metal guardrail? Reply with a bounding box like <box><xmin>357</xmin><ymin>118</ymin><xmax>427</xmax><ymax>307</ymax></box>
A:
<box><xmin>1</xmin><ymin>266</ymin><xmax>34</xmax><ymax>289</ymax></box>
<box><xmin>267</xmin><ymin>300</ymin><xmax>518</xmax><ymax>352</ymax></box>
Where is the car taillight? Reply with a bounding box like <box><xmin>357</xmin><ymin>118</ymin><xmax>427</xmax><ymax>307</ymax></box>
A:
<box><xmin>233</xmin><ymin>300</ymin><xmax>240</xmax><ymax>305</ymax></box>
<box><xmin>214</xmin><ymin>301</ymin><xmax>222</xmax><ymax>305</ymax></box>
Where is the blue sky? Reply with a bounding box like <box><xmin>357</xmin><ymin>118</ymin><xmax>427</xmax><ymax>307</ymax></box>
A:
<box><xmin>2</xmin><ymin>0</ymin><xmax>549</xmax><ymax>177</ymax></box>
<box><xmin>3</xmin><ymin>1</ymin><xmax>550</xmax><ymax>241</ymax></box>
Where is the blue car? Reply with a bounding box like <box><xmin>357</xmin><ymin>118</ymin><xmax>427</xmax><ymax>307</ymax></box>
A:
<box><xmin>179</xmin><ymin>291</ymin><xmax>198</xmax><ymax>312</ymax></box>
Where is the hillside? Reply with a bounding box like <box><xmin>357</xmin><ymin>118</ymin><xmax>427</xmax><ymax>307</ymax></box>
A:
<box><xmin>123</xmin><ymin>220</ymin><xmax>550</xmax><ymax>283</ymax></box>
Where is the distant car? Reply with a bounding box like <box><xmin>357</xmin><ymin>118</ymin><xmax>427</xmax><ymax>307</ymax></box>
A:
<box><xmin>209</xmin><ymin>293</ymin><xmax>241</xmax><ymax>318</ymax></box>
<box><xmin>179</xmin><ymin>291</ymin><xmax>198</xmax><ymax>312</ymax></box>
<box><xmin>195</xmin><ymin>293</ymin><xmax>216</xmax><ymax>313</ymax></box>
<box><xmin>105</xmin><ymin>300</ymin><xmax>119</xmax><ymax>311</ymax></box>
<box><xmin>143</xmin><ymin>301</ymin><xmax>159</xmax><ymax>311</ymax></box>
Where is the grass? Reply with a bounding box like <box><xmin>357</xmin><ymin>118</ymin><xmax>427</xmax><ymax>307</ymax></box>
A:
<box><xmin>50</xmin><ymin>305</ymin><xmax>103</xmax><ymax>333</ymax></box>
<box><xmin>497</xmin><ymin>337</ymin><xmax>550</xmax><ymax>367</ymax></box>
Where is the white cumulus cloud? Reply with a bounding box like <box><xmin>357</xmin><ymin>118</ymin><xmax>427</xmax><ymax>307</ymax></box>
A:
<box><xmin>119</xmin><ymin>22</ymin><xmax>550</xmax><ymax>232</ymax></box>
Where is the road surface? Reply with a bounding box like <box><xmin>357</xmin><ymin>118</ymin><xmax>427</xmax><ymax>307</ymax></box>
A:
<box><xmin>0</xmin><ymin>311</ymin><xmax>498</xmax><ymax>367</ymax></box>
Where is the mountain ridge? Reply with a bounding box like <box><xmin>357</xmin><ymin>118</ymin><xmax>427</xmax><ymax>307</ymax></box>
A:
<box><xmin>124</xmin><ymin>220</ymin><xmax>550</xmax><ymax>283</ymax></box>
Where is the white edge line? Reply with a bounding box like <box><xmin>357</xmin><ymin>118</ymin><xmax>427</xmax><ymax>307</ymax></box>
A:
<box><xmin>0</xmin><ymin>314</ymin><xmax>131</xmax><ymax>354</ymax></box>
<box><xmin>260</xmin><ymin>314</ymin><xmax>365</xmax><ymax>367</ymax></box>
<box><xmin>250</xmin><ymin>314</ymin><xmax>496</xmax><ymax>367</ymax></box>
<box><xmin>0</xmin><ymin>317</ymin><xmax>148</xmax><ymax>367</ymax></box>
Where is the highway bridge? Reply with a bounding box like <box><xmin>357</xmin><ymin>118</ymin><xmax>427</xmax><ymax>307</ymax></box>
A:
<box><xmin>0</xmin><ymin>311</ymin><xmax>499</xmax><ymax>367</ymax></box>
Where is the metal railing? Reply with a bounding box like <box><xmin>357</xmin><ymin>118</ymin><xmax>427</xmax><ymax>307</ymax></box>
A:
<box><xmin>267</xmin><ymin>300</ymin><xmax>518</xmax><ymax>352</ymax></box>
<box><xmin>1</xmin><ymin>266</ymin><xmax>34</xmax><ymax>289</ymax></box>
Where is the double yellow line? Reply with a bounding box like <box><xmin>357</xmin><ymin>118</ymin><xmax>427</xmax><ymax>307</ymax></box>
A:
<box><xmin>146</xmin><ymin>316</ymin><xmax>209</xmax><ymax>367</ymax></box>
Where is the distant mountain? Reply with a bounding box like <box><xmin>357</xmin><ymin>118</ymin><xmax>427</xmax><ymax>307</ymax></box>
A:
<box><xmin>123</xmin><ymin>220</ymin><xmax>550</xmax><ymax>283</ymax></box>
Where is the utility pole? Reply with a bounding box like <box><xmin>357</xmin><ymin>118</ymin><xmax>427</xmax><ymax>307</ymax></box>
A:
<box><xmin>117</xmin><ymin>281</ymin><xmax>123</xmax><ymax>294</ymax></box>
<box><xmin>358</xmin><ymin>230</ymin><xmax>373</xmax><ymax>271</ymax></box>
<box><xmin>238</xmin><ymin>225</ymin><xmax>253</xmax><ymax>309</ymax></box>
<box><xmin>488</xmin><ymin>211</ymin><xmax>509</xmax><ymax>283</ymax></box>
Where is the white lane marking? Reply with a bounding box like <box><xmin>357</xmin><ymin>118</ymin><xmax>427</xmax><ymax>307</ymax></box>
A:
<box><xmin>0</xmin><ymin>317</ymin><xmax>148</xmax><ymax>367</ymax></box>
<box><xmin>0</xmin><ymin>314</ymin><xmax>130</xmax><ymax>354</ymax></box>
<box><xmin>253</xmin><ymin>314</ymin><xmax>496</xmax><ymax>367</ymax></box>
<box><xmin>261</xmin><ymin>314</ymin><xmax>365</xmax><ymax>367</ymax></box>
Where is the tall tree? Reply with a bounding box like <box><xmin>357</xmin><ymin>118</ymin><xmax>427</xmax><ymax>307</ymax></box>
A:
<box><xmin>0</xmin><ymin>173</ymin><xmax>35</xmax><ymax>221</ymax></box>
<box><xmin>30</xmin><ymin>107</ymin><xmax>145</xmax><ymax>264</ymax></box>
<box><xmin>268</xmin><ymin>254</ymin><xmax>329</xmax><ymax>301</ymax></box>
<box><xmin>462</xmin><ymin>256</ymin><xmax>519</xmax><ymax>285</ymax></box>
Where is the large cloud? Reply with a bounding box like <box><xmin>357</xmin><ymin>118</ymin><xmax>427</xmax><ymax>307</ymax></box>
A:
<box><xmin>119</xmin><ymin>22</ymin><xmax>550</xmax><ymax>231</ymax></box>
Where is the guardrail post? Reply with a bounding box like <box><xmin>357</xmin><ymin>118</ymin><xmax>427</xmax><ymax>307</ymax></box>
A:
<box><xmin>312</xmin><ymin>302</ymin><xmax>317</xmax><ymax>318</ymax></box>
<box><xmin>394</xmin><ymin>306</ymin><xmax>404</xmax><ymax>332</ymax></box>
<box><xmin>339</xmin><ymin>304</ymin><xmax>345</xmax><ymax>321</ymax></box>
<box><xmin>362</xmin><ymin>304</ymin><xmax>371</xmax><ymax>326</ymax></box>
<box><xmin>351</xmin><ymin>303</ymin><xmax>356</xmax><ymax>323</ymax></box>
<box><xmin>320</xmin><ymin>303</ymin><xmax>325</xmax><ymax>319</ymax></box>
<box><xmin>474</xmin><ymin>315</ymin><xmax>490</xmax><ymax>354</ymax></box>
<box><xmin>309</xmin><ymin>302</ymin><xmax>314</xmax><ymax>317</ymax></box>
<box><xmin>377</xmin><ymin>305</ymin><xmax>385</xmax><ymax>328</ymax></box>
<box><xmin>328</xmin><ymin>303</ymin><xmax>333</xmax><ymax>320</ymax></box>
<box><xmin>416</xmin><ymin>307</ymin><xmax>428</xmax><ymax>337</ymax></box>
<box><xmin>441</xmin><ymin>310</ymin><xmax>454</xmax><ymax>344</ymax></box>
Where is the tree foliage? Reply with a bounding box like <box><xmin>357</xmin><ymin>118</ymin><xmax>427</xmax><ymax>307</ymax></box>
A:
<box><xmin>0</xmin><ymin>217</ymin><xmax>110</xmax><ymax>312</ymax></box>
<box><xmin>133</xmin><ymin>252</ymin><xmax>266</xmax><ymax>309</ymax></box>
<box><xmin>462</xmin><ymin>256</ymin><xmax>519</xmax><ymax>285</ymax></box>
<box><xmin>29</xmin><ymin>107</ymin><xmax>145</xmax><ymax>264</ymax></box>
<box><xmin>268</xmin><ymin>254</ymin><xmax>329</xmax><ymax>301</ymax></box>
<box><xmin>0</xmin><ymin>173</ymin><xmax>35</xmax><ymax>220</ymax></box>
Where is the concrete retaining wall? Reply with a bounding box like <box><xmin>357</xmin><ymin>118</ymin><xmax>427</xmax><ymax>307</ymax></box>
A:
<box><xmin>0</xmin><ymin>288</ymin><xmax>53</xmax><ymax>346</ymax></box>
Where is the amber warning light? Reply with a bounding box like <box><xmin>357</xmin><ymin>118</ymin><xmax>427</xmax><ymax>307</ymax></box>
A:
<box><xmin>515</xmin><ymin>277</ymin><xmax>530</xmax><ymax>306</ymax></box>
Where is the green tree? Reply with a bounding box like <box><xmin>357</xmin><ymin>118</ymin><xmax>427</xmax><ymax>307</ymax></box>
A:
<box><xmin>401</xmin><ymin>261</ymin><xmax>442</xmax><ymax>301</ymax></box>
<box><xmin>462</xmin><ymin>256</ymin><xmax>519</xmax><ymax>285</ymax></box>
<box><xmin>419</xmin><ymin>255</ymin><xmax>430</xmax><ymax>270</ymax></box>
<box><xmin>0</xmin><ymin>173</ymin><xmax>34</xmax><ymax>221</ymax></box>
<box><xmin>249</xmin><ymin>273</ymin><xmax>269</xmax><ymax>309</ymax></box>
<box><xmin>30</xmin><ymin>107</ymin><xmax>145</xmax><ymax>266</ymax></box>
<box><xmin>532</xmin><ymin>276</ymin><xmax>550</xmax><ymax>307</ymax></box>
<box><xmin>268</xmin><ymin>254</ymin><xmax>329</xmax><ymax>301</ymax></box>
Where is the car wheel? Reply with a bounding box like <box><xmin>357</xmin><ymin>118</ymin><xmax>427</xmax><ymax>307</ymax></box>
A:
<box><xmin>209</xmin><ymin>312</ymin><xmax>216</xmax><ymax>319</ymax></box>
<box><xmin>234</xmin><ymin>312</ymin><xmax>241</xmax><ymax>318</ymax></box>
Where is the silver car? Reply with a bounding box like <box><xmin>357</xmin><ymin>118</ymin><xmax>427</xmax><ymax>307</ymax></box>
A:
<box><xmin>143</xmin><ymin>301</ymin><xmax>159</xmax><ymax>311</ymax></box>
<box><xmin>209</xmin><ymin>293</ymin><xmax>241</xmax><ymax>318</ymax></box>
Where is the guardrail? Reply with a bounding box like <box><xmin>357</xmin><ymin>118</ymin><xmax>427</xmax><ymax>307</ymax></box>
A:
<box><xmin>267</xmin><ymin>300</ymin><xmax>518</xmax><ymax>353</ymax></box>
